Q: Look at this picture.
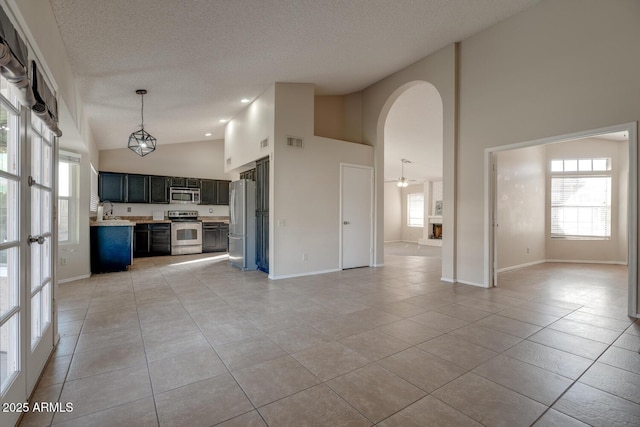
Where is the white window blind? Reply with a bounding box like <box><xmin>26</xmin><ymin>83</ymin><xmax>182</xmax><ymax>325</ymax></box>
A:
<box><xmin>90</xmin><ymin>163</ymin><xmax>98</xmax><ymax>212</ymax></box>
<box><xmin>551</xmin><ymin>175</ymin><xmax>611</xmax><ymax>238</ymax></box>
<box><xmin>407</xmin><ymin>193</ymin><xmax>424</xmax><ymax>227</ymax></box>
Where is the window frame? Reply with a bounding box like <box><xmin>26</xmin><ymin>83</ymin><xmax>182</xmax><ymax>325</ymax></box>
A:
<box><xmin>550</xmin><ymin>158</ymin><xmax>612</xmax><ymax>240</ymax></box>
<box><xmin>407</xmin><ymin>192</ymin><xmax>424</xmax><ymax>228</ymax></box>
<box><xmin>58</xmin><ymin>150</ymin><xmax>80</xmax><ymax>244</ymax></box>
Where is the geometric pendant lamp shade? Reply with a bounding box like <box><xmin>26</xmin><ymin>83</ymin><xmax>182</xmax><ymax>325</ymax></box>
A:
<box><xmin>128</xmin><ymin>89</ymin><xmax>156</xmax><ymax>156</ymax></box>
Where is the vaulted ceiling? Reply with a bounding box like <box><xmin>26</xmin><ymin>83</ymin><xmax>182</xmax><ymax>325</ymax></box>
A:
<box><xmin>49</xmin><ymin>0</ymin><xmax>540</xmax><ymax>175</ymax></box>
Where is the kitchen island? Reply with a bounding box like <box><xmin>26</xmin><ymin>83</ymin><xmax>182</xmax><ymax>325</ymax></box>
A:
<box><xmin>90</xmin><ymin>220</ymin><xmax>135</xmax><ymax>273</ymax></box>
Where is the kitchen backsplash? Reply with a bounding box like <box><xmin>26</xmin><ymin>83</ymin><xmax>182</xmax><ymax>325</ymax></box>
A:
<box><xmin>108</xmin><ymin>203</ymin><xmax>230</xmax><ymax>218</ymax></box>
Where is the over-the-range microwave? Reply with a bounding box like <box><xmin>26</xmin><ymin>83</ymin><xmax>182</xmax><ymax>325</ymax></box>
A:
<box><xmin>169</xmin><ymin>187</ymin><xmax>201</xmax><ymax>204</ymax></box>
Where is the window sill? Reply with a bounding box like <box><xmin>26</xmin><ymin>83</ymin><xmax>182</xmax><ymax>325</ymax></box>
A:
<box><xmin>550</xmin><ymin>236</ymin><xmax>610</xmax><ymax>241</ymax></box>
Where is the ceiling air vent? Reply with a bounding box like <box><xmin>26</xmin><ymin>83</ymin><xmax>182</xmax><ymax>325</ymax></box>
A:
<box><xmin>260</xmin><ymin>138</ymin><xmax>269</xmax><ymax>149</ymax></box>
<box><xmin>286</xmin><ymin>136</ymin><xmax>304</xmax><ymax>149</ymax></box>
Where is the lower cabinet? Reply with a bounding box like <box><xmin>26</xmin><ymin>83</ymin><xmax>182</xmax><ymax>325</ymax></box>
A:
<box><xmin>134</xmin><ymin>223</ymin><xmax>171</xmax><ymax>257</ymax></box>
<box><xmin>90</xmin><ymin>225</ymin><xmax>133</xmax><ymax>272</ymax></box>
<box><xmin>203</xmin><ymin>222</ymin><xmax>229</xmax><ymax>253</ymax></box>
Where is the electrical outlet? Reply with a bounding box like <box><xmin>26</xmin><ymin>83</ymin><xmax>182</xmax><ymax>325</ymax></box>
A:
<box><xmin>302</xmin><ymin>253</ymin><xmax>308</xmax><ymax>261</ymax></box>
<box><xmin>526</xmin><ymin>247</ymin><xmax>530</xmax><ymax>254</ymax></box>
<box><xmin>127</xmin><ymin>207</ymin><xmax>132</xmax><ymax>212</ymax></box>
<box><xmin>60</xmin><ymin>257</ymin><xmax>67</xmax><ymax>266</ymax></box>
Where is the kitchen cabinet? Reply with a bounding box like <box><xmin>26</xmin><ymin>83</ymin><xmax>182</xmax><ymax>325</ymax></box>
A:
<box><xmin>134</xmin><ymin>223</ymin><xmax>171</xmax><ymax>257</ymax></box>
<box><xmin>98</xmin><ymin>172</ymin><xmax>126</xmax><ymax>203</ymax></box>
<box><xmin>216</xmin><ymin>180</ymin><xmax>230</xmax><ymax>205</ymax></box>
<box><xmin>200</xmin><ymin>179</ymin><xmax>230</xmax><ymax>205</ymax></box>
<box><xmin>150</xmin><ymin>176</ymin><xmax>169</xmax><ymax>203</ymax></box>
<box><xmin>255</xmin><ymin>156</ymin><xmax>269</xmax><ymax>273</ymax></box>
<box><xmin>127</xmin><ymin>174</ymin><xmax>149</xmax><ymax>203</ymax></box>
<box><xmin>240</xmin><ymin>168</ymin><xmax>256</xmax><ymax>181</ymax></box>
<box><xmin>203</xmin><ymin>222</ymin><xmax>228</xmax><ymax>252</ymax></box>
<box><xmin>170</xmin><ymin>177</ymin><xmax>200</xmax><ymax>188</ymax></box>
<box><xmin>200</xmin><ymin>179</ymin><xmax>216</xmax><ymax>205</ymax></box>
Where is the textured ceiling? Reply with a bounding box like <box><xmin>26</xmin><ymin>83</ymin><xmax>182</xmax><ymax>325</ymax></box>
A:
<box><xmin>49</xmin><ymin>0</ymin><xmax>540</xmax><ymax>155</ymax></box>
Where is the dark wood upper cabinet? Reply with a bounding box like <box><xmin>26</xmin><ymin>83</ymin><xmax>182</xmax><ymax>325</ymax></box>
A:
<box><xmin>126</xmin><ymin>174</ymin><xmax>149</xmax><ymax>203</ymax></box>
<box><xmin>149</xmin><ymin>176</ymin><xmax>169</xmax><ymax>203</ymax></box>
<box><xmin>98</xmin><ymin>172</ymin><xmax>126</xmax><ymax>203</ymax></box>
<box><xmin>216</xmin><ymin>180</ymin><xmax>230</xmax><ymax>205</ymax></box>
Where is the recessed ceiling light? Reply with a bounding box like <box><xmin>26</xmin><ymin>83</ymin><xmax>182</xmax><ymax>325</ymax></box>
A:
<box><xmin>205</xmin><ymin>132</ymin><xmax>212</xmax><ymax>137</ymax></box>
<box><xmin>240</xmin><ymin>98</ymin><xmax>251</xmax><ymax>103</ymax></box>
<box><xmin>219</xmin><ymin>119</ymin><xmax>227</xmax><ymax>123</ymax></box>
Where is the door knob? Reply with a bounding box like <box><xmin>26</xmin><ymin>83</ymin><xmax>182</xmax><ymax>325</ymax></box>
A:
<box><xmin>28</xmin><ymin>235</ymin><xmax>45</xmax><ymax>245</ymax></box>
<box><xmin>343</xmin><ymin>221</ymin><xmax>350</xmax><ymax>225</ymax></box>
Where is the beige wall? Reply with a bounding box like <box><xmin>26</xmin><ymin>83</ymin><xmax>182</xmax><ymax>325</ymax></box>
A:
<box><xmin>314</xmin><ymin>93</ymin><xmax>363</xmax><ymax>143</ymax></box>
<box><xmin>454</xmin><ymin>0</ymin><xmax>640</xmax><ymax>285</ymax></box>
<box><xmin>545</xmin><ymin>137</ymin><xmax>628</xmax><ymax>264</ymax></box>
<box><xmin>384</xmin><ymin>182</ymin><xmax>402</xmax><ymax>241</ymax></box>
<box><xmin>272</xmin><ymin>83</ymin><xmax>373</xmax><ymax>278</ymax></box>
<box><xmin>496</xmin><ymin>145</ymin><xmax>546</xmax><ymax>271</ymax></box>
<box><xmin>99</xmin><ymin>139</ymin><xmax>230</xmax><ymax>180</ymax></box>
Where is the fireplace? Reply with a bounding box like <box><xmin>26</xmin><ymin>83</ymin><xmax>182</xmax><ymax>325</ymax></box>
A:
<box><xmin>431</xmin><ymin>223</ymin><xmax>442</xmax><ymax>239</ymax></box>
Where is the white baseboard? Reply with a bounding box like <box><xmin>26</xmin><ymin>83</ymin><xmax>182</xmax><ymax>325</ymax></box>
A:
<box><xmin>497</xmin><ymin>260</ymin><xmax>546</xmax><ymax>273</ymax></box>
<box><xmin>270</xmin><ymin>268</ymin><xmax>341</xmax><ymax>280</ymax></box>
<box><xmin>455</xmin><ymin>278</ymin><xmax>489</xmax><ymax>288</ymax></box>
<box><xmin>545</xmin><ymin>259</ymin><xmax>628</xmax><ymax>266</ymax></box>
<box><xmin>440</xmin><ymin>277</ymin><xmax>455</xmax><ymax>283</ymax></box>
<box><xmin>57</xmin><ymin>274</ymin><xmax>90</xmax><ymax>284</ymax></box>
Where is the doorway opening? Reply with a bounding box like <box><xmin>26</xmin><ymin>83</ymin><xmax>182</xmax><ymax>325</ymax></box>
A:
<box><xmin>382</xmin><ymin>82</ymin><xmax>443</xmax><ymax>261</ymax></box>
<box><xmin>486</xmin><ymin>123</ymin><xmax>638</xmax><ymax>317</ymax></box>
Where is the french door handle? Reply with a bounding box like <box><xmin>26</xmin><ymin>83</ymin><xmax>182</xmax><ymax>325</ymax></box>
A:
<box><xmin>28</xmin><ymin>235</ymin><xmax>45</xmax><ymax>245</ymax></box>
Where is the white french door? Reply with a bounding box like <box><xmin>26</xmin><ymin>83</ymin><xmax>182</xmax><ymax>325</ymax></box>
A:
<box><xmin>0</xmin><ymin>78</ymin><xmax>55</xmax><ymax>427</ymax></box>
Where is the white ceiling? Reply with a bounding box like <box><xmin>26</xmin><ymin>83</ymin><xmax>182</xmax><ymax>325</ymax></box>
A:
<box><xmin>49</xmin><ymin>0</ymin><xmax>540</xmax><ymax>160</ymax></box>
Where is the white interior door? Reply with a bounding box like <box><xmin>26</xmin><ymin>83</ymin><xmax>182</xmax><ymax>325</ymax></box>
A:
<box><xmin>341</xmin><ymin>164</ymin><xmax>373</xmax><ymax>269</ymax></box>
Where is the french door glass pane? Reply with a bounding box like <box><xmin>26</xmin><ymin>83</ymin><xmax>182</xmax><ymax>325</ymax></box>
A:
<box><xmin>41</xmin><ymin>189</ymin><xmax>51</xmax><ymax>234</ymax></box>
<box><xmin>0</xmin><ymin>313</ymin><xmax>18</xmax><ymax>392</ymax></box>
<box><xmin>31</xmin><ymin>187</ymin><xmax>41</xmax><ymax>235</ymax></box>
<box><xmin>41</xmin><ymin>283</ymin><xmax>51</xmax><ymax>330</ymax></box>
<box><xmin>30</xmin><ymin>243</ymin><xmax>41</xmax><ymax>293</ymax></box>
<box><xmin>41</xmin><ymin>237</ymin><xmax>51</xmax><ymax>282</ymax></box>
<box><xmin>42</xmin><ymin>142</ymin><xmax>51</xmax><ymax>188</ymax></box>
<box><xmin>31</xmin><ymin>293</ymin><xmax>41</xmax><ymax>347</ymax></box>
<box><xmin>31</xmin><ymin>134</ymin><xmax>42</xmax><ymax>184</ymax></box>
<box><xmin>0</xmin><ymin>106</ymin><xmax>19</xmax><ymax>176</ymax></box>
<box><xmin>0</xmin><ymin>247</ymin><xmax>18</xmax><ymax>318</ymax></box>
<box><xmin>0</xmin><ymin>177</ymin><xmax>18</xmax><ymax>243</ymax></box>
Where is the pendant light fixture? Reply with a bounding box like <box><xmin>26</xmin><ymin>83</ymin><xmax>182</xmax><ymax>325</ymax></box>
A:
<box><xmin>397</xmin><ymin>158</ymin><xmax>411</xmax><ymax>187</ymax></box>
<box><xmin>128</xmin><ymin>89</ymin><xmax>156</xmax><ymax>156</ymax></box>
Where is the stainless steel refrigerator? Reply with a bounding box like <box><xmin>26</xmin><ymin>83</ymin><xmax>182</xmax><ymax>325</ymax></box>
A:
<box><xmin>229</xmin><ymin>179</ymin><xmax>257</xmax><ymax>270</ymax></box>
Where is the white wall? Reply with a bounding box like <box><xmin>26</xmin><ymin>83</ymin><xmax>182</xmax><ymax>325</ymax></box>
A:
<box><xmin>384</xmin><ymin>182</ymin><xmax>402</xmax><ymax>241</ymax></box>
<box><xmin>545</xmin><ymin>137</ymin><xmax>628</xmax><ymax>264</ymax></box>
<box><xmin>361</xmin><ymin>44</ymin><xmax>457</xmax><ymax>274</ymax></box>
<box><xmin>225</xmin><ymin>85</ymin><xmax>275</xmax><ymax>172</ymax></box>
<box><xmin>496</xmin><ymin>145</ymin><xmax>546</xmax><ymax>271</ymax></box>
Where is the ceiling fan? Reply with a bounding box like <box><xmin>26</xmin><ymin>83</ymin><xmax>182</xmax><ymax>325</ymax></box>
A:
<box><xmin>386</xmin><ymin>158</ymin><xmax>417</xmax><ymax>187</ymax></box>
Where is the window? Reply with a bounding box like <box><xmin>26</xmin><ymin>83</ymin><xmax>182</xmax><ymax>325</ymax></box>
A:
<box><xmin>58</xmin><ymin>151</ymin><xmax>80</xmax><ymax>243</ymax></box>
<box><xmin>407</xmin><ymin>193</ymin><xmax>424</xmax><ymax>227</ymax></box>
<box><xmin>550</xmin><ymin>158</ymin><xmax>611</xmax><ymax>239</ymax></box>
<box><xmin>90</xmin><ymin>163</ymin><xmax>98</xmax><ymax>212</ymax></box>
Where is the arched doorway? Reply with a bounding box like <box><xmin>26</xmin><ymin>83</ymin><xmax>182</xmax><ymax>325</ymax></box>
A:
<box><xmin>378</xmin><ymin>81</ymin><xmax>446</xmax><ymax>269</ymax></box>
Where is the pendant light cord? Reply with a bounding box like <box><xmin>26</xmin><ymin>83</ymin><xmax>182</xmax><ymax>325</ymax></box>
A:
<box><xmin>140</xmin><ymin>92</ymin><xmax>144</xmax><ymax>129</ymax></box>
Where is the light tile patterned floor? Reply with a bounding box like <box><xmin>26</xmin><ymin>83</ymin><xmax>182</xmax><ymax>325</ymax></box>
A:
<box><xmin>19</xmin><ymin>252</ymin><xmax>640</xmax><ymax>426</ymax></box>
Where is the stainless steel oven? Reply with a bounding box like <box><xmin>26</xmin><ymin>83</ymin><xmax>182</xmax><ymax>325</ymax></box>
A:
<box><xmin>168</xmin><ymin>210</ymin><xmax>202</xmax><ymax>255</ymax></box>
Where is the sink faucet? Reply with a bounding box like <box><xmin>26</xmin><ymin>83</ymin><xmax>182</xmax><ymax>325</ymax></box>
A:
<box><xmin>100</xmin><ymin>201</ymin><xmax>113</xmax><ymax>217</ymax></box>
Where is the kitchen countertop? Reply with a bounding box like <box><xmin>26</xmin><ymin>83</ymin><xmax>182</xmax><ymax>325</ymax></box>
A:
<box><xmin>90</xmin><ymin>216</ymin><xmax>229</xmax><ymax>224</ymax></box>
<box><xmin>90</xmin><ymin>220</ymin><xmax>135</xmax><ymax>226</ymax></box>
